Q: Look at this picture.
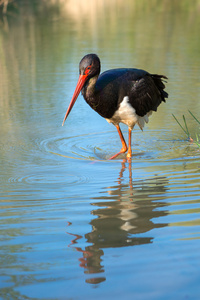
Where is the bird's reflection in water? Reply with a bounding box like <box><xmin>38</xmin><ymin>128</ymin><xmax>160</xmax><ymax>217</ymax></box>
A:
<box><xmin>67</xmin><ymin>159</ymin><xmax>168</xmax><ymax>284</ymax></box>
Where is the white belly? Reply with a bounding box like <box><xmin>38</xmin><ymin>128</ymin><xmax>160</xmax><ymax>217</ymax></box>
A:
<box><xmin>106</xmin><ymin>96</ymin><xmax>152</xmax><ymax>130</ymax></box>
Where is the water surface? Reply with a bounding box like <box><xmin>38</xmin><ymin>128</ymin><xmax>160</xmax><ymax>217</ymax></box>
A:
<box><xmin>1</xmin><ymin>1</ymin><xmax>200</xmax><ymax>299</ymax></box>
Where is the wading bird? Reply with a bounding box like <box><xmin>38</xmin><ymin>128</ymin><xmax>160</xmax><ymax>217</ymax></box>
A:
<box><xmin>62</xmin><ymin>54</ymin><xmax>168</xmax><ymax>159</ymax></box>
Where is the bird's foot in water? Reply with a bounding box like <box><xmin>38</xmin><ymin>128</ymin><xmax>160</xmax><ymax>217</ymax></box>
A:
<box><xmin>109</xmin><ymin>147</ymin><xmax>127</xmax><ymax>160</ymax></box>
<box><xmin>126</xmin><ymin>149</ymin><xmax>132</xmax><ymax>160</ymax></box>
<box><xmin>109</xmin><ymin>147</ymin><xmax>132</xmax><ymax>160</ymax></box>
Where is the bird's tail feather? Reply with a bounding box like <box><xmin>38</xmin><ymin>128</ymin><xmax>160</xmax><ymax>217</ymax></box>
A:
<box><xmin>151</xmin><ymin>74</ymin><xmax>168</xmax><ymax>102</ymax></box>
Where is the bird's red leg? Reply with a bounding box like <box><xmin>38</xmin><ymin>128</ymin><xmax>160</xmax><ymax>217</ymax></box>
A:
<box><xmin>109</xmin><ymin>125</ymin><xmax>128</xmax><ymax>160</ymax></box>
<box><xmin>127</xmin><ymin>127</ymin><xmax>132</xmax><ymax>159</ymax></box>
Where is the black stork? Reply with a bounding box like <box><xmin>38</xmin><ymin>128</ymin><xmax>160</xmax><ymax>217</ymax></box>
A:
<box><xmin>62</xmin><ymin>54</ymin><xmax>168</xmax><ymax>160</ymax></box>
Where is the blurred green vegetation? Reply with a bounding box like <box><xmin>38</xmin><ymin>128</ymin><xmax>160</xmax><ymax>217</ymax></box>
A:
<box><xmin>1</xmin><ymin>0</ymin><xmax>200</xmax><ymax>15</ymax></box>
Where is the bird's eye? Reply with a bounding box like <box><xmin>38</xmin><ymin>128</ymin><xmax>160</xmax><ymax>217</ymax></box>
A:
<box><xmin>85</xmin><ymin>65</ymin><xmax>91</xmax><ymax>75</ymax></box>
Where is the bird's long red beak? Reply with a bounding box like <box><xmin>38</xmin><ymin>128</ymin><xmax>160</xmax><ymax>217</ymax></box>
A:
<box><xmin>62</xmin><ymin>74</ymin><xmax>88</xmax><ymax>126</ymax></box>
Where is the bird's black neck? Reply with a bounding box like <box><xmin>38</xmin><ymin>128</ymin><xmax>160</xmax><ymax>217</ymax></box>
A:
<box><xmin>81</xmin><ymin>75</ymin><xmax>99</xmax><ymax>106</ymax></box>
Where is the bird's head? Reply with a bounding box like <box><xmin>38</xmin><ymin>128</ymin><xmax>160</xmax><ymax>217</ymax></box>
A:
<box><xmin>62</xmin><ymin>54</ymin><xmax>100</xmax><ymax>126</ymax></box>
<box><xmin>79</xmin><ymin>53</ymin><xmax>100</xmax><ymax>77</ymax></box>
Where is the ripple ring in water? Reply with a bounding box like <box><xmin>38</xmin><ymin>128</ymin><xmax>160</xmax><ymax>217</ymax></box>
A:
<box><xmin>8</xmin><ymin>171</ymin><xmax>90</xmax><ymax>186</ymax></box>
<box><xmin>39</xmin><ymin>132</ymin><xmax>116</xmax><ymax>161</ymax></box>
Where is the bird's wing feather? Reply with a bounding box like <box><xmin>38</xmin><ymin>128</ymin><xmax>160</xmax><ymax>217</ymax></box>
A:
<box><xmin>94</xmin><ymin>68</ymin><xmax>168</xmax><ymax>118</ymax></box>
<box><xmin>96</xmin><ymin>68</ymin><xmax>148</xmax><ymax>92</ymax></box>
<box><xmin>128</xmin><ymin>74</ymin><xmax>168</xmax><ymax>117</ymax></box>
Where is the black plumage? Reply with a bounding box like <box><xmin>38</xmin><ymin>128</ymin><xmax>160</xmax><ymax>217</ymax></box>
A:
<box><xmin>62</xmin><ymin>54</ymin><xmax>168</xmax><ymax>159</ymax></box>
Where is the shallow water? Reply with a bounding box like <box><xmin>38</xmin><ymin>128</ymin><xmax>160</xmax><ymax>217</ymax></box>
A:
<box><xmin>1</xmin><ymin>1</ymin><xmax>200</xmax><ymax>299</ymax></box>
